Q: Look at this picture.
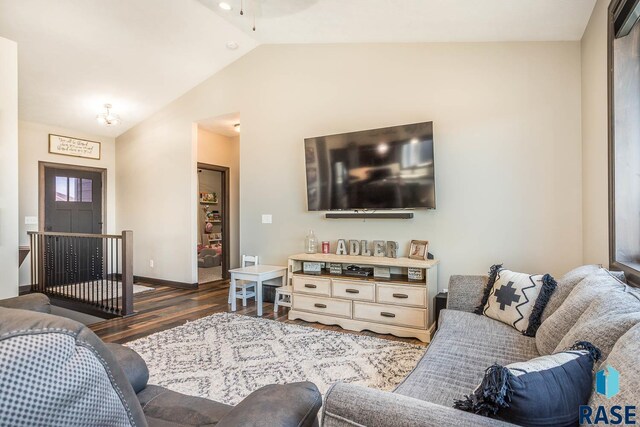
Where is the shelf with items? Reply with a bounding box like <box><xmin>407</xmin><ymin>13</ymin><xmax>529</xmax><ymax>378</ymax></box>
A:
<box><xmin>199</xmin><ymin>192</ymin><xmax>218</xmax><ymax>204</ymax></box>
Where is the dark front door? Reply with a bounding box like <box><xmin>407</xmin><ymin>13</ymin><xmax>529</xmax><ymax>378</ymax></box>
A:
<box><xmin>44</xmin><ymin>167</ymin><xmax>103</xmax><ymax>286</ymax></box>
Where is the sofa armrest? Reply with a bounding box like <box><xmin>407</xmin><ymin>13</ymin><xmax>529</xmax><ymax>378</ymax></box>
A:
<box><xmin>218</xmin><ymin>382</ymin><xmax>321</xmax><ymax>427</ymax></box>
<box><xmin>446</xmin><ymin>275</ymin><xmax>488</xmax><ymax>313</ymax></box>
<box><xmin>105</xmin><ymin>343</ymin><xmax>149</xmax><ymax>393</ymax></box>
<box><xmin>0</xmin><ymin>293</ymin><xmax>51</xmax><ymax>313</ymax></box>
<box><xmin>323</xmin><ymin>383</ymin><xmax>517</xmax><ymax>427</ymax></box>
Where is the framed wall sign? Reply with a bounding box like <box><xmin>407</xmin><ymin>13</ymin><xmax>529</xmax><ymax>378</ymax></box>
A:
<box><xmin>48</xmin><ymin>134</ymin><xmax>101</xmax><ymax>160</ymax></box>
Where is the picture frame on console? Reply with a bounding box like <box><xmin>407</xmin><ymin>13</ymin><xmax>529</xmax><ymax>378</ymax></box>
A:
<box><xmin>409</xmin><ymin>240</ymin><xmax>429</xmax><ymax>260</ymax></box>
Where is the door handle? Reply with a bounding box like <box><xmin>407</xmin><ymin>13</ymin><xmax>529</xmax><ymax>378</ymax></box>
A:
<box><xmin>314</xmin><ymin>303</ymin><xmax>327</xmax><ymax>308</ymax></box>
<box><xmin>345</xmin><ymin>289</ymin><xmax>360</xmax><ymax>294</ymax></box>
<box><xmin>392</xmin><ymin>293</ymin><xmax>409</xmax><ymax>299</ymax></box>
<box><xmin>380</xmin><ymin>312</ymin><xmax>396</xmax><ymax>318</ymax></box>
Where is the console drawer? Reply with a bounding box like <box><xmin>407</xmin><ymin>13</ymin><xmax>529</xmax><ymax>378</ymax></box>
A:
<box><xmin>377</xmin><ymin>284</ymin><xmax>426</xmax><ymax>308</ymax></box>
<box><xmin>293</xmin><ymin>294</ymin><xmax>352</xmax><ymax>318</ymax></box>
<box><xmin>353</xmin><ymin>302</ymin><xmax>426</xmax><ymax>329</ymax></box>
<box><xmin>332</xmin><ymin>280</ymin><xmax>375</xmax><ymax>301</ymax></box>
<box><xmin>292</xmin><ymin>275</ymin><xmax>331</xmax><ymax>296</ymax></box>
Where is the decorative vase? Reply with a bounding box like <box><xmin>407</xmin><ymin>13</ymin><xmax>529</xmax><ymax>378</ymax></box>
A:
<box><xmin>305</xmin><ymin>230</ymin><xmax>318</xmax><ymax>254</ymax></box>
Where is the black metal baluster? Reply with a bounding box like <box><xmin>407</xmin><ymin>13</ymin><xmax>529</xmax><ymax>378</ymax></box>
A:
<box><xmin>75</xmin><ymin>237</ymin><xmax>79</xmax><ymax>301</ymax></box>
<box><xmin>115</xmin><ymin>239</ymin><xmax>119</xmax><ymax>314</ymax></box>
<box><xmin>110</xmin><ymin>237</ymin><xmax>114</xmax><ymax>313</ymax></box>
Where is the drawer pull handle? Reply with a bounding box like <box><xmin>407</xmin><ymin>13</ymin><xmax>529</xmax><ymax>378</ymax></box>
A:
<box><xmin>380</xmin><ymin>312</ymin><xmax>396</xmax><ymax>318</ymax></box>
<box><xmin>345</xmin><ymin>289</ymin><xmax>360</xmax><ymax>294</ymax></box>
<box><xmin>392</xmin><ymin>293</ymin><xmax>409</xmax><ymax>299</ymax></box>
<box><xmin>304</xmin><ymin>284</ymin><xmax>317</xmax><ymax>289</ymax></box>
<box><xmin>314</xmin><ymin>303</ymin><xmax>327</xmax><ymax>308</ymax></box>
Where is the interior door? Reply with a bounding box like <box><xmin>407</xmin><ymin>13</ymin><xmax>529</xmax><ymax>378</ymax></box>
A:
<box><xmin>43</xmin><ymin>167</ymin><xmax>103</xmax><ymax>286</ymax></box>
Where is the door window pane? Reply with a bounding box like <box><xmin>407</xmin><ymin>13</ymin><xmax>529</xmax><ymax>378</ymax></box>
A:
<box><xmin>55</xmin><ymin>177</ymin><xmax>67</xmax><ymax>201</ymax></box>
<box><xmin>613</xmin><ymin>17</ymin><xmax>640</xmax><ymax>271</ymax></box>
<box><xmin>68</xmin><ymin>178</ymin><xmax>79</xmax><ymax>202</ymax></box>
<box><xmin>81</xmin><ymin>179</ymin><xmax>92</xmax><ymax>202</ymax></box>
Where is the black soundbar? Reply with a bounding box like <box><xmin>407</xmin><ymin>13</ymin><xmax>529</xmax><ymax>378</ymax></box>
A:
<box><xmin>325</xmin><ymin>212</ymin><xmax>414</xmax><ymax>219</ymax></box>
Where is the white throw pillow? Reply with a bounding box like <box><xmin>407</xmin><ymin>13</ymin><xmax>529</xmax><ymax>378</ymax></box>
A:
<box><xmin>477</xmin><ymin>266</ymin><xmax>557</xmax><ymax>336</ymax></box>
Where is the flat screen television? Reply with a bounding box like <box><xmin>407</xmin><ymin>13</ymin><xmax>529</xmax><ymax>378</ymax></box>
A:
<box><xmin>304</xmin><ymin>121</ymin><xmax>435</xmax><ymax>211</ymax></box>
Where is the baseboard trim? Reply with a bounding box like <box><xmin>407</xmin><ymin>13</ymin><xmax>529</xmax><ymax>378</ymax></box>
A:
<box><xmin>134</xmin><ymin>275</ymin><xmax>198</xmax><ymax>290</ymax></box>
<box><xmin>18</xmin><ymin>285</ymin><xmax>31</xmax><ymax>295</ymax></box>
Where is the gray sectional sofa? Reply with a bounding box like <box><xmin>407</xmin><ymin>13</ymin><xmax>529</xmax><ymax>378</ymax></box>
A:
<box><xmin>0</xmin><ymin>294</ymin><xmax>322</xmax><ymax>427</ymax></box>
<box><xmin>322</xmin><ymin>266</ymin><xmax>640</xmax><ymax>426</ymax></box>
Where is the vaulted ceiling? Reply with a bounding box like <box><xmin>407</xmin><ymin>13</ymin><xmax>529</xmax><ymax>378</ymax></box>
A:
<box><xmin>0</xmin><ymin>0</ymin><xmax>596</xmax><ymax>137</ymax></box>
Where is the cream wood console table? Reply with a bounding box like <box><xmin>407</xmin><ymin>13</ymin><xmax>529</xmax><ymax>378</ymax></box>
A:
<box><xmin>287</xmin><ymin>253</ymin><xmax>439</xmax><ymax>343</ymax></box>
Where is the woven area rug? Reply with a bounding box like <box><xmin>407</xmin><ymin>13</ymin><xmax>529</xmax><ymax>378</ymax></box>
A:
<box><xmin>126</xmin><ymin>313</ymin><xmax>426</xmax><ymax>405</ymax></box>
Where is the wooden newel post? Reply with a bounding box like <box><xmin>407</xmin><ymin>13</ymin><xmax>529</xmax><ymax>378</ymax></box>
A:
<box><xmin>121</xmin><ymin>230</ymin><xmax>134</xmax><ymax>315</ymax></box>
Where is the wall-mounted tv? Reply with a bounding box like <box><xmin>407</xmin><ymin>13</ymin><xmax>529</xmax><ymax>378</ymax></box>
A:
<box><xmin>304</xmin><ymin>121</ymin><xmax>435</xmax><ymax>211</ymax></box>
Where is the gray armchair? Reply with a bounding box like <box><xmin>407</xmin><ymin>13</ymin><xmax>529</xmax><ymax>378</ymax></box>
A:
<box><xmin>0</xmin><ymin>294</ymin><xmax>322</xmax><ymax>427</ymax></box>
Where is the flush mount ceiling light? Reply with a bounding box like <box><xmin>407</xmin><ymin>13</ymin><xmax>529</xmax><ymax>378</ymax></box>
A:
<box><xmin>226</xmin><ymin>41</ymin><xmax>239</xmax><ymax>50</ymax></box>
<box><xmin>96</xmin><ymin>104</ymin><xmax>121</xmax><ymax>126</ymax></box>
<box><xmin>218</xmin><ymin>2</ymin><xmax>232</xmax><ymax>10</ymax></box>
<box><xmin>234</xmin><ymin>123</ymin><xmax>240</xmax><ymax>133</ymax></box>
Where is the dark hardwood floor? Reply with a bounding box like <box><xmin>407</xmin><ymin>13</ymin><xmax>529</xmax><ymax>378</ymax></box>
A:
<box><xmin>90</xmin><ymin>280</ymin><xmax>425</xmax><ymax>346</ymax></box>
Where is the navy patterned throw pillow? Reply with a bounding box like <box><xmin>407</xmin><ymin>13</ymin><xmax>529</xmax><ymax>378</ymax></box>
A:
<box><xmin>454</xmin><ymin>342</ymin><xmax>601</xmax><ymax>427</ymax></box>
<box><xmin>475</xmin><ymin>264</ymin><xmax>557</xmax><ymax>336</ymax></box>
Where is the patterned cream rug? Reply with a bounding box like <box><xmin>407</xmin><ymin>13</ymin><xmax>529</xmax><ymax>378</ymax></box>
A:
<box><xmin>126</xmin><ymin>313</ymin><xmax>426</xmax><ymax>405</ymax></box>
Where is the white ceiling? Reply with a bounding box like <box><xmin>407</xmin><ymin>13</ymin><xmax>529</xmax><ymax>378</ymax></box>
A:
<box><xmin>0</xmin><ymin>0</ymin><xmax>596</xmax><ymax>138</ymax></box>
<box><xmin>0</xmin><ymin>0</ymin><xmax>257</xmax><ymax>137</ymax></box>
<box><xmin>199</xmin><ymin>112</ymin><xmax>241</xmax><ymax>137</ymax></box>
<box><xmin>200</xmin><ymin>0</ymin><xmax>597</xmax><ymax>44</ymax></box>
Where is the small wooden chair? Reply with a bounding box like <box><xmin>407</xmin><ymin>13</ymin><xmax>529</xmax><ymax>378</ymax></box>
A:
<box><xmin>274</xmin><ymin>281</ymin><xmax>293</xmax><ymax>312</ymax></box>
<box><xmin>228</xmin><ymin>255</ymin><xmax>258</xmax><ymax>307</ymax></box>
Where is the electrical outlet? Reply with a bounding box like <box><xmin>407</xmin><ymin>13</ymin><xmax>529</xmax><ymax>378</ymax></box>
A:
<box><xmin>262</xmin><ymin>214</ymin><xmax>272</xmax><ymax>224</ymax></box>
<box><xmin>24</xmin><ymin>216</ymin><xmax>38</xmax><ymax>225</ymax></box>
<box><xmin>149</xmin><ymin>260</ymin><xmax>154</xmax><ymax>268</ymax></box>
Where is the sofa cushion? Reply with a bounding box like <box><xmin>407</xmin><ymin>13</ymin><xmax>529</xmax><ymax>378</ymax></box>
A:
<box><xmin>105</xmin><ymin>343</ymin><xmax>150</xmax><ymax>394</ymax></box>
<box><xmin>137</xmin><ymin>385</ymin><xmax>233</xmax><ymax>426</ymax></box>
<box><xmin>554</xmin><ymin>287</ymin><xmax>640</xmax><ymax>362</ymax></box>
<box><xmin>479</xmin><ymin>268</ymin><xmax>556</xmax><ymax>336</ymax></box>
<box><xmin>394</xmin><ymin>309</ymin><xmax>538</xmax><ymax>407</ymax></box>
<box><xmin>536</xmin><ymin>269</ymin><xmax>625</xmax><ymax>356</ymax></box>
<box><xmin>541</xmin><ymin>265</ymin><xmax>600</xmax><ymax>323</ymax></box>
<box><xmin>0</xmin><ymin>293</ymin><xmax>51</xmax><ymax>313</ymax></box>
<box><xmin>0</xmin><ymin>307</ymin><xmax>147</xmax><ymax>427</ymax></box>
<box><xmin>588</xmin><ymin>323</ymin><xmax>640</xmax><ymax>412</ymax></box>
<box><xmin>454</xmin><ymin>344</ymin><xmax>599</xmax><ymax>427</ymax></box>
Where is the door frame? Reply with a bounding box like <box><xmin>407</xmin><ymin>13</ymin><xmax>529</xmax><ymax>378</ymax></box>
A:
<box><xmin>39</xmin><ymin>161</ymin><xmax>108</xmax><ymax>233</ymax></box>
<box><xmin>197</xmin><ymin>162</ymin><xmax>231</xmax><ymax>281</ymax></box>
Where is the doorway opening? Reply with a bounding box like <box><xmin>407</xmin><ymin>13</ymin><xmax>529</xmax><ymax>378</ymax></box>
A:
<box><xmin>196</xmin><ymin>113</ymin><xmax>240</xmax><ymax>285</ymax></box>
<box><xmin>39</xmin><ymin>162</ymin><xmax>107</xmax><ymax>287</ymax></box>
<box><xmin>198</xmin><ymin>164</ymin><xmax>230</xmax><ymax>283</ymax></box>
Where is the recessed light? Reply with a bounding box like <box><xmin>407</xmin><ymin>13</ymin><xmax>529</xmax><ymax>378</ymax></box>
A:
<box><xmin>218</xmin><ymin>2</ymin><xmax>232</xmax><ymax>11</ymax></box>
<box><xmin>226</xmin><ymin>41</ymin><xmax>239</xmax><ymax>50</ymax></box>
<box><xmin>377</xmin><ymin>142</ymin><xmax>389</xmax><ymax>154</ymax></box>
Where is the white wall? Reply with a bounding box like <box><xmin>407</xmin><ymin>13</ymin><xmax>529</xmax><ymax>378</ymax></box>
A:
<box><xmin>18</xmin><ymin>121</ymin><xmax>117</xmax><ymax>285</ymax></box>
<box><xmin>117</xmin><ymin>43</ymin><xmax>584</xmax><ymax>287</ymax></box>
<box><xmin>198</xmin><ymin>128</ymin><xmax>240</xmax><ymax>269</ymax></box>
<box><xmin>581</xmin><ymin>0</ymin><xmax>610</xmax><ymax>266</ymax></box>
<box><xmin>0</xmin><ymin>37</ymin><xmax>19</xmax><ymax>298</ymax></box>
